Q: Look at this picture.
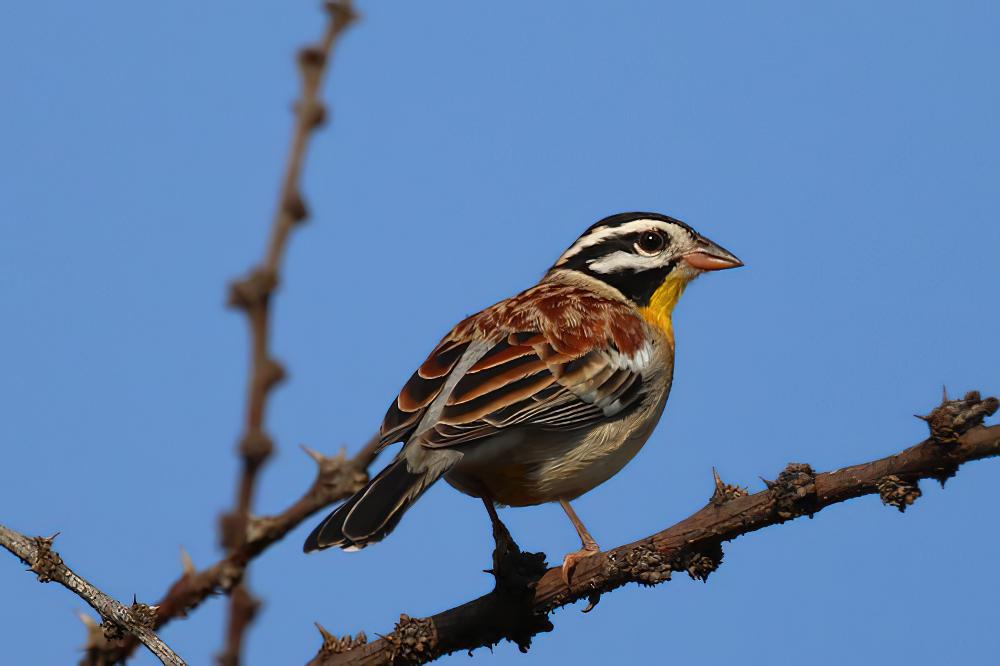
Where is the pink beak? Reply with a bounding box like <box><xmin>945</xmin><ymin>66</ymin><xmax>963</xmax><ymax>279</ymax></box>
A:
<box><xmin>682</xmin><ymin>236</ymin><xmax>743</xmax><ymax>271</ymax></box>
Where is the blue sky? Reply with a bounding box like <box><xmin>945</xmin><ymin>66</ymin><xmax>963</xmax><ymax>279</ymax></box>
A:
<box><xmin>1</xmin><ymin>1</ymin><xmax>999</xmax><ymax>664</ymax></box>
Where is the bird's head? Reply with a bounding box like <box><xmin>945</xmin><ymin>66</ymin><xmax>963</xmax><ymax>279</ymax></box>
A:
<box><xmin>549</xmin><ymin>212</ymin><xmax>743</xmax><ymax>339</ymax></box>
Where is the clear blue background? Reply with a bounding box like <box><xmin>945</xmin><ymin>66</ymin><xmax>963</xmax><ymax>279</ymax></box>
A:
<box><xmin>2</xmin><ymin>1</ymin><xmax>998</xmax><ymax>664</ymax></box>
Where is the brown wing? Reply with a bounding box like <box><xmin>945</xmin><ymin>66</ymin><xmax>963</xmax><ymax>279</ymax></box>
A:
<box><xmin>375</xmin><ymin>282</ymin><xmax>653</xmax><ymax>451</ymax></box>
<box><xmin>421</xmin><ymin>332</ymin><xmax>648</xmax><ymax>447</ymax></box>
<box><xmin>376</xmin><ymin>337</ymin><xmax>472</xmax><ymax>451</ymax></box>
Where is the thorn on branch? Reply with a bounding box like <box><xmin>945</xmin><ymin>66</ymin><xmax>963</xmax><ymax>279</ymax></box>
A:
<box><xmin>301</xmin><ymin>444</ymin><xmax>329</xmax><ymax>465</ymax></box>
<box><xmin>98</xmin><ymin>596</ymin><xmax>158</xmax><ymax>643</ymax></box>
<box><xmin>934</xmin><ymin>468</ymin><xmax>958</xmax><ymax>489</ymax></box>
<box><xmin>672</xmin><ymin>542</ymin><xmax>724</xmax><ymax>582</ymax></box>
<box><xmin>228</xmin><ymin>268</ymin><xmax>278</xmax><ymax>311</ymax></box>
<box><xmin>387</xmin><ymin>614</ymin><xmax>437</xmax><ymax>664</ymax></box>
<box><xmin>129</xmin><ymin>596</ymin><xmax>160</xmax><ymax>629</ymax></box>
<box><xmin>876</xmin><ymin>475</ymin><xmax>922</xmax><ymax>513</ymax></box>
<box><xmin>301</xmin><ymin>444</ymin><xmax>370</xmax><ymax>501</ymax></box>
<box><xmin>919</xmin><ymin>390</ymin><xmax>999</xmax><ymax>446</ymax></box>
<box><xmin>768</xmin><ymin>463</ymin><xmax>817</xmax><ymax>520</ymax></box>
<box><xmin>315</xmin><ymin>622</ymin><xmax>368</xmax><ymax>657</ymax></box>
<box><xmin>710</xmin><ymin>467</ymin><xmax>748</xmax><ymax>506</ymax></box>
<box><xmin>29</xmin><ymin>534</ymin><xmax>63</xmax><ymax>583</ymax></box>
<box><xmin>179</xmin><ymin>546</ymin><xmax>196</xmax><ymax>577</ymax></box>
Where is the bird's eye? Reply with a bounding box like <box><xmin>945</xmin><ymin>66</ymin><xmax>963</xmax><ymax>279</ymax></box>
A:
<box><xmin>635</xmin><ymin>230</ymin><xmax>667</xmax><ymax>255</ymax></box>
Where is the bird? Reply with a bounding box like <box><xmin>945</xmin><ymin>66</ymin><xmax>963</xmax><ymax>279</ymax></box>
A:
<box><xmin>303</xmin><ymin>212</ymin><xmax>742</xmax><ymax>584</ymax></box>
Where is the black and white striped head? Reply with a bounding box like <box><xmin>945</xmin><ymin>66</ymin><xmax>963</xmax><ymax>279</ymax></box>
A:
<box><xmin>550</xmin><ymin>212</ymin><xmax>743</xmax><ymax>306</ymax></box>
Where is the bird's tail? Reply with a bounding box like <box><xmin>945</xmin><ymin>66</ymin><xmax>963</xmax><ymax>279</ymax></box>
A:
<box><xmin>303</xmin><ymin>458</ymin><xmax>441</xmax><ymax>552</ymax></box>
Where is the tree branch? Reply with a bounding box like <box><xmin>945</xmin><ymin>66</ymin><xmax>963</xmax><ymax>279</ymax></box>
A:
<box><xmin>0</xmin><ymin>524</ymin><xmax>185</xmax><ymax>666</ymax></box>
<box><xmin>73</xmin><ymin>4</ymin><xmax>365</xmax><ymax>663</ymax></box>
<box><xmin>92</xmin><ymin>437</ymin><xmax>379</xmax><ymax>664</ymax></box>
<box><xmin>308</xmin><ymin>391</ymin><xmax>999</xmax><ymax>666</ymax></box>
<box><xmin>218</xmin><ymin>2</ymin><xmax>358</xmax><ymax>664</ymax></box>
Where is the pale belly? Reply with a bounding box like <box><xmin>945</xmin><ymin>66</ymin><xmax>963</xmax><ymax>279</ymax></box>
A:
<box><xmin>444</xmin><ymin>394</ymin><xmax>667</xmax><ymax>506</ymax></box>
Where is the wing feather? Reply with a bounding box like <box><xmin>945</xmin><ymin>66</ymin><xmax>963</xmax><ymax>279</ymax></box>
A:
<box><xmin>376</xmin><ymin>283</ymin><xmax>653</xmax><ymax>452</ymax></box>
<box><xmin>423</xmin><ymin>336</ymin><xmax>649</xmax><ymax>448</ymax></box>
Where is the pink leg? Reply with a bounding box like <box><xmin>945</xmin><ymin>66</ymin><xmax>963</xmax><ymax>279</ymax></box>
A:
<box><xmin>559</xmin><ymin>499</ymin><xmax>601</xmax><ymax>587</ymax></box>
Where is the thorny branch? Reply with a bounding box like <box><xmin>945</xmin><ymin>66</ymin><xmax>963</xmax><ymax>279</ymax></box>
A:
<box><xmin>76</xmin><ymin>4</ymin><xmax>366</xmax><ymax>663</ymax></box>
<box><xmin>0</xmin><ymin>524</ymin><xmax>185</xmax><ymax>666</ymax></box>
<box><xmin>309</xmin><ymin>391</ymin><xmax>999</xmax><ymax>666</ymax></box>
<box><xmin>92</xmin><ymin>439</ymin><xmax>378</xmax><ymax>664</ymax></box>
<box><xmin>218</xmin><ymin>2</ymin><xmax>358</xmax><ymax>664</ymax></box>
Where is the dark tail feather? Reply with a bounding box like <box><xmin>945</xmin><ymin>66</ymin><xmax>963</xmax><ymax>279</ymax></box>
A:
<box><xmin>303</xmin><ymin>459</ymin><xmax>436</xmax><ymax>552</ymax></box>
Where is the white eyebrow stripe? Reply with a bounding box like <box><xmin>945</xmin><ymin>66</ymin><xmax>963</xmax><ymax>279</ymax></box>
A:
<box><xmin>588</xmin><ymin>250</ymin><xmax>667</xmax><ymax>274</ymax></box>
<box><xmin>555</xmin><ymin>219</ymin><xmax>674</xmax><ymax>265</ymax></box>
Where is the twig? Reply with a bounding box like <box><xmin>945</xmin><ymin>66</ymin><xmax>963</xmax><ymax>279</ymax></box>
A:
<box><xmin>309</xmin><ymin>391</ymin><xmax>999</xmax><ymax>666</ymax></box>
<box><xmin>91</xmin><ymin>439</ymin><xmax>379</xmax><ymax>663</ymax></box>
<box><xmin>0</xmin><ymin>524</ymin><xmax>186</xmax><ymax>666</ymax></box>
<box><xmin>218</xmin><ymin>2</ymin><xmax>358</xmax><ymax>664</ymax></box>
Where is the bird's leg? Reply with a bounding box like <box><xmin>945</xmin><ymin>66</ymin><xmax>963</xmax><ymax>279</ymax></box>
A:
<box><xmin>482</xmin><ymin>496</ymin><xmax>516</xmax><ymax>555</ymax></box>
<box><xmin>559</xmin><ymin>499</ymin><xmax>601</xmax><ymax>587</ymax></box>
<box><xmin>481</xmin><ymin>496</ymin><xmax>534</xmax><ymax>587</ymax></box>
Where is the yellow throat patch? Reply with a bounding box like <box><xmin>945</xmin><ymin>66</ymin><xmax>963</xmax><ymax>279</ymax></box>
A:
<box><xmin>639</xmin><ymin>275</ymin><xmax>689</xmax><ymax>348</ymax></box>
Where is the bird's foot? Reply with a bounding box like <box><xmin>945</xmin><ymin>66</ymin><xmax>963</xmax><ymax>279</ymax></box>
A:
<box><xmin>561</xmin><ymin>542</ymin><xmax>601</xmax><ymax>588</ymax></box>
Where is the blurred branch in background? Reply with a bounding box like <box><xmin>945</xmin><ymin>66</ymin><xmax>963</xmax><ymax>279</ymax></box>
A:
<box><xmin>309</xmin><ymin>392</ymin><xmax>999</xmax><ymax>666</ymax></box>
<box><xmin>0</xmin><ymin>525</ymin><xmax>185</xmax><ymax>666</ymax></box>
<box><xmin>218</xmin><ymin>1</ymin><xmax>358</xmax><ymax>663</ymax></box>
<box><xmin>61</xmin><ymin>2</ymin><xmax>369</xmax><ymax>663</ymax></box>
